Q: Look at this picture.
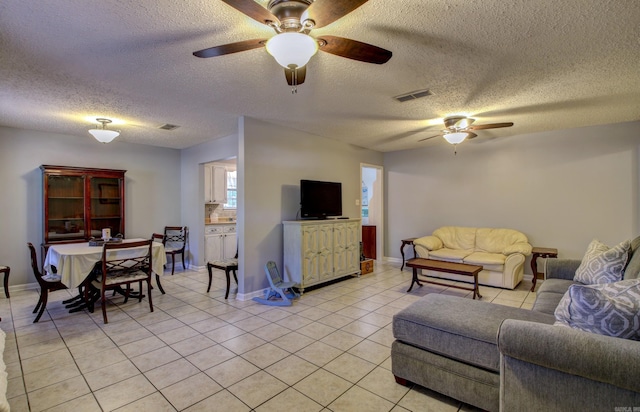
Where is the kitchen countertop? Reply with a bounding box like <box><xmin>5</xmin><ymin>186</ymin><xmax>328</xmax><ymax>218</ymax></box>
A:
<box><xmin>205</xmin><ymin>220</ymin><xmax>236</xmax><ymax>225</ymax></box>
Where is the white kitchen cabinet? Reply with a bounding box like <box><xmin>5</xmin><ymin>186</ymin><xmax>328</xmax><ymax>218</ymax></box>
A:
<box><xmin>283</xmin><ymin>219</ymin><xmax>360</xmax><ymax>292</ymax></box>
<box><xmin>205</xmin><ymin>224</ymin><xmax>236</xmax><ymax>262</ymax></box>
<box><xmin>222</xmin><ymin>225</ymin><xmax>237</xmax><ymax>259</ymax></box>
<box><xmin>204</xmin><ymin>164</ymin><xmax>227</xmax><ymax>204</ymax></box>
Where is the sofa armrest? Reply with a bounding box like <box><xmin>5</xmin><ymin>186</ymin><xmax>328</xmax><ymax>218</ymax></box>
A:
<box><xmin>498</xmin><ymin>319</ymin><xmax>640</xmax><ymax>393</ymax></box>
<box><xmin>545</xmin><ymin>258</ymin><xmax>580</xmax><ymax>280</ymax></box>
<box><xmin>502</xmin><ymin>242</ymin><xmax>532</xmax><ymax>256</ymax></box>
<box><xmin>413</xmin><ymin>235</ymin><xmax>442</xmax><ymax>258</ymax></box>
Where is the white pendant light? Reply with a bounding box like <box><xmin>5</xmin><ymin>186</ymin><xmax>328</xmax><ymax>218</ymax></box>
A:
<box><xmin>443</xmin><ymin>132</ymin><xmax>468</xmax><ymax>145</ymax></box>
<box><xmin>88</xmin><ymin>118</ymin><xmax>120</xmax><ymax>143</ymax></box>
<box><xmin>266</xmin><ymin>32</ymin><xmax>318</xmax><ymax>69</ymax></box>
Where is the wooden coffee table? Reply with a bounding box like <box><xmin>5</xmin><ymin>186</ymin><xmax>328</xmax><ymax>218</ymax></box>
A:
<box><xmin>406</xmin><ymin>258</ymin><xmax>483</xmax><ymax>299</ymax></box>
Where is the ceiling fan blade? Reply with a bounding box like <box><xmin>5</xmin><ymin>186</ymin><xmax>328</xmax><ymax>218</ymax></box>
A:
<box><xmin>193</xmin><ymin>39</ymin><xmax>266</xmax><ymax>58</ymax></box>
<box><xmin>220</xmin><ymin>0</ymin><xmax>279</xmax><ymax>25</ymax></box>
<box><xmin>304</xmin><ymin>0</ymin><xmax>369</xmax><ymax>29</ymax></box>
<box><xmin>318</xmin><ymin>35</ymin><xmax>392</xmax><ymax>64</ymax></box>
<box><xmin>465</xmin><ymin>132</ymin><xmax>479</xmax><ymax>139</ymax></box>
<box><xmin>417</xmin><ymin>134</ymin><xmax>442</xmax><ymax>142</ymax></box>
<box><xmin>468</xmin><ymin>122</ymin><xmax>514</xmax><ymax>130</ymax></box>
<box><xmin>285</xmin><ymin>66</ymin><xmax>307</xmax><ymax>86</ymax></box>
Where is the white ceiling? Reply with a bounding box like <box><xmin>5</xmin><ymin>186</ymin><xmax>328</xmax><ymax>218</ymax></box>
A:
<box><xmin>1</xmin><ymin>0</ymin><xmax>639</xmax><ymax>152</ymax></box>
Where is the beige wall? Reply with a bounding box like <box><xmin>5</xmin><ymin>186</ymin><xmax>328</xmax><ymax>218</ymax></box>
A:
<box><xmin>179</xmin><ymin>133</ymin><xmax>238</xmax><ymax>268</ymax></box>
<box><xmin>384</xmin><ymin>121</ymin><xmax>640</xmax><ymax>267</ymax></box>
<box><xmin>0</xmin><ymin>126</ymin><xmax>181</xmax><ymax>288</ymax></box>
<box><xmin>239</xmin><ymin>117</ymin><xmax>384</xmax><ymax>296</ymax></box>
<box><xmin>4</xmin><ymin>119</ymin><xmax>638</xmax><ymax>292</ymax></box>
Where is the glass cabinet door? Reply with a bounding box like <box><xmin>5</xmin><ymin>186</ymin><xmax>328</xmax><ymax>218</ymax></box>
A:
<box><xmin>42</xmin><ymin>165</ymin><xmax>126</xmax><ymax>244</ymax></box>
<box><xmin>46</xmin><ymin>175</ymin><xmax>86</xmax><ymax>242</ymax></box>
<box><xmin>89</xmin><ymin>177</ymin><xmax>123</xmax><ymax>238</ymax></box>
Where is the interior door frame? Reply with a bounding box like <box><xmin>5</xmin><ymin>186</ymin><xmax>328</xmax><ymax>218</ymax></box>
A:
<box><xmin>360</xmin><ymin>163</ymin><xmax>384</xmax><ymax>261</ymax></box>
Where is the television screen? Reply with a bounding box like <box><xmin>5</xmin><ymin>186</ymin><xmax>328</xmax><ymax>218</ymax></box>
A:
<box><xmin>300</xmin><ymin>180</ymin><xmax>342</xmax><ymax>219</ymax></box>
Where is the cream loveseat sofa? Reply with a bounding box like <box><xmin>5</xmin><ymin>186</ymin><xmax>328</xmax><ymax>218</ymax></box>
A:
<box><xmin>413</xmin><ymin>226</ymin><xmax>532</xmax><ymax>289</ymax></box>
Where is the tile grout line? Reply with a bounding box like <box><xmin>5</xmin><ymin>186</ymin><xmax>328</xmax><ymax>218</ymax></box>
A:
<box><xmin>4</xmin><ymin>263</ymin><xmax>533</xmax><ymax>411</ymax></box>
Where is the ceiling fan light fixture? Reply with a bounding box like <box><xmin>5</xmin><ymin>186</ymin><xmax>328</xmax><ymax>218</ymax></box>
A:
<box><xmin>443</xmin><ymin>132</ymin><xmax>468</xmax><ymax>145</ymax></box>
<box><xmin>88</xmin><ymin>118</ymin><xmax>120</xmax><ymax>143</ymax></box>
<box><xmin>457</xmin><ymin>118</ymin><xmax>472</xmax><ymax>128</ymax></box>
<box><xmin>266</xmin><ymin>32</ymin><xmax>318</xmax><ymax>69</ymax></box>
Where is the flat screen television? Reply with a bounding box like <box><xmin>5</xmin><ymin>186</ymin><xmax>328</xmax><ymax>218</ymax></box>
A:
<box><xmin>300</xmin><ymin>180</ymin><xmax>342</xmax><ymax>219</ymax></box>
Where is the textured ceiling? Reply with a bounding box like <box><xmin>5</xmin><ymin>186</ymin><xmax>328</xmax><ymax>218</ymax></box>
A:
<box><xmin>1</xmin><ymin>0</ymin><xmax>639</xmax><ymax>151</ymax></box>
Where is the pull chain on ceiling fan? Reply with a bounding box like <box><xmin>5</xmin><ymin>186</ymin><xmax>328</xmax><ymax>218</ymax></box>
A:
<box><xmin>193</xmin><ymin>0</ymin><xmax>392</xmax><ymax>90</ymax></box>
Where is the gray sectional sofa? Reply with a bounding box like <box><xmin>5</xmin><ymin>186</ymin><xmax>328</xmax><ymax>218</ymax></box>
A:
<box><xmin>392</xmin><ymin>238</ymin><xmax>640</xmax><ymax>411</ymax></box>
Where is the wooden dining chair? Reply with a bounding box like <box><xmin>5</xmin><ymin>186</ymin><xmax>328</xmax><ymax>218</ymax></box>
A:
<box><xmin>89</xmin><ymin>239</ymin><xmax>154</xmax><ymax>324</ymax></box>
<box><xmin>27</xmin><ymin>243</ymin><xmax>67</xmax><ymax>323</ymax></box>
<box><xmin>0</xmin><ymin>265</ymin><xmax>9</xmax><ymax>298</ymax></box>
<box><xmin>207</xmin><ymin>248</ymin><xmax>238</xmax><ymax>299</ymax></box>
<box><xmin>163</xmin><ymin>226</ymin><xmax>188</xmax><ymax>275</ymax></box>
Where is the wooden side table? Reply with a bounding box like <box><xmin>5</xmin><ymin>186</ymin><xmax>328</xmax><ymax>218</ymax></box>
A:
<box><xmin>400</xmin><ymin>238</ymin><xmax>418</xmax><ymax>271</ymax></box>
<box><xmin>530</xmin><ymin>247</ymin><xmax>558</xmax><ymax>292</ymax></box>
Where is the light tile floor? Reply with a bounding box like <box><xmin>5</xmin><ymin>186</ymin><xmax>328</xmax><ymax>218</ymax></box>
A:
<box><xmin>0</xmin><ymin>262</ymin><xmax>538</xmax><ymax>411</ymax></box>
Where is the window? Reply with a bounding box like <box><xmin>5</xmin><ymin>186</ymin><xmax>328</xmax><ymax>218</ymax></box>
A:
<box><xmin>224</xmin><ymin>170</ymin><xmax>237</xmax><ymax>209</ymax></box>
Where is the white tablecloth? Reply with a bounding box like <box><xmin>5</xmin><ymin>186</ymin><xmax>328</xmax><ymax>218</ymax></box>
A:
<box><xmin>44</xmin><ymin>238</ymin><xmax>167</xmax><ymax>289</ymax></box>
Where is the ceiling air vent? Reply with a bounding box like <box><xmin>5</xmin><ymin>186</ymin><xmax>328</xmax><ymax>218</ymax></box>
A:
<box><xmin>393</xmin><ymin>88</ymin><xmax>432</xmax><ymax>103</ymax></box>
<box><xmin>158</xmin><ymin>123</ymin><xmax>180</xmax><ymax>131</ymax></box>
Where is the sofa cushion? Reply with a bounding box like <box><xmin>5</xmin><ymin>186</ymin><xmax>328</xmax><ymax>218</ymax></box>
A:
<box><xmin>393</xmin><ymin>294</ymin><xmax>555</xmax><ymax>372</ymax></box>
<box><xmin>554</xmin><ymin>279</ymin><xmax>640</xmax><ymax>340</ymax></box>
<box><xmin>574</xmin><ymin>239</ymin><xmax>630</xmax><ymax>284</ymax></box>
<box><xmin>433</xmin><ymin>226</ymin><xmax>476</xmax><ymax>251</ymax></box>
<box><xmin>532</xmin><ymin>278</ymin><xmax>580</xmax><ymax>315</ymax></box>
<box><xmin>428</xmin><ymin>248</ymin><xmax>473</xmax><ymax>263</ymax></box>
<box><xmin>532</xmin><ymin>292</ymin><xmax>566</xmax><ymax>315</ymax></box>
<box><xmin>475</xmin><ymin>228</ymin><xmax>530</xmax><ymax>254</ymax></box>
<box><xmin>537</xmin><ymin>278</ymin><xmax>581</xmax><ymax>295</ymax></box>
<box><xmin>463</xmin><ymin>252</ymin><xmax>505</xmax><ymax>272</ymax></box>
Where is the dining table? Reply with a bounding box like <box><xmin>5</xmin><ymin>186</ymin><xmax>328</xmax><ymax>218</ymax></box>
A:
<box><xmin>44</xmin><ymin>238</ymin><xmax>167</xmax><ymax>292</ymax></box>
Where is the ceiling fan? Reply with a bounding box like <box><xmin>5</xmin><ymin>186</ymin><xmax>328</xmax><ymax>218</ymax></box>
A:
<box><xmin>418</xmin><ymin>116</ymin><xmax>514</xmax><ymax>145</ymax></box>
<box><xmin>193</xmin><ymin>0</ymin><xmax>392</xmax><ymax>91</ymax></box>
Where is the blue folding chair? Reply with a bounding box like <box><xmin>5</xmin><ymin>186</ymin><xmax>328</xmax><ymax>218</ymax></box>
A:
<box><xmin>252</xmin><ymin>261</ymin><xmax>299</xmax><ymax>306</ymax></box>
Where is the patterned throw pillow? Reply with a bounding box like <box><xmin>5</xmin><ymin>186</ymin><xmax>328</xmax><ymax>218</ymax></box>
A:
<box><xmin>554</xmin><ymin>279</ymin><xmax>640</xmax><ymax>340</ymax></box>
<box><xmin>574</xmin><ymin>239</ymin><xmax>630</xmax><ymax>284</ymax></box>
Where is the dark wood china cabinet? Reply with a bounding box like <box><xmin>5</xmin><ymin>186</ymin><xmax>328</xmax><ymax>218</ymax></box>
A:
<box><xmin>41</xmin><ymin>165</ymin><xmax>126</xmax><ymax>245</ymax></box>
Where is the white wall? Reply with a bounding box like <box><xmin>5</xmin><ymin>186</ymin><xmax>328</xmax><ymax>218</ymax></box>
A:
<box><xmin>239</xmin><ymin>117</ymin><xmax>384</xmax><ymax>295</ymax></box>
<box><xmin>384</xmin><ymin>121</ymin><xmax>640</xmax><ymax>266</ymax></box>
<box><xmin>0</xmin><ymin>126</ymin><xmax>181</xmax><ymax>287</ymax></box>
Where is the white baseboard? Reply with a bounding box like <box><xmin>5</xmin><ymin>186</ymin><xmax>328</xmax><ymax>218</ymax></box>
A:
<box><xmin>8</xmin><ymin>282</ymin><xmax>39</xmax><ymax>293</ymax></box>
<box><xmin>236</xmin><ymin>288</ymin><xmax>267</xmax><ymax>301</ymax></box>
